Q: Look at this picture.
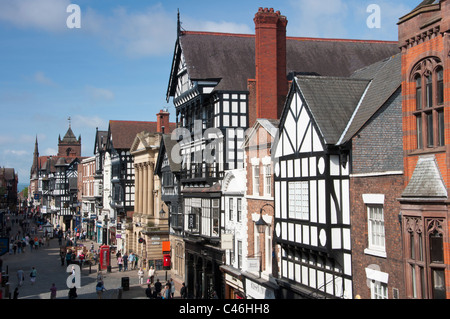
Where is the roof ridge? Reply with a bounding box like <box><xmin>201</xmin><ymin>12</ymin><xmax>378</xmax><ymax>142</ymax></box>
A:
<box><xmin>182</xmin><ymin>30</ymin><xmax>398</xmax><ymax>44</ymax></box>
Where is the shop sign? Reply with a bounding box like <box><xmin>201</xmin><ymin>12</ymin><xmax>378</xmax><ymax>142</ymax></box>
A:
<box><xmin>245</xmin><ymin>280</ymin><xmax>275</xmax><ymax>299</ymax></box>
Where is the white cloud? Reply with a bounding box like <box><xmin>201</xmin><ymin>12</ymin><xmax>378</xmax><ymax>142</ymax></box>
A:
<box><xmin>4</xmin><ymin>149</ymin><xmax>28</xmax><ymax>156</ymax></box>
<box><xmin>183</xmin><ymin>18</ymin><xmax>253</xmax><ymax>35</ymax></box>
<box><xmin>82</xmin><ymin>4</ymin><xmax>176</xmax><ymax>58</ymax></box>
<box><xmin>0</xmin><ymin>0</ymin><xmax>71</xmax><ymax>32</ymax></box>
<box><xmin>33</xmin><ymin>71</ymin><xmax>57</xmax><ymax>87</ymax></box>
<box><xmin>86</xmin><ymin>86</ymin><xmax>115</xmax><ymax>101</ymax></box>
<box><xmin>288</xmin><ymin>0</ymin><xmax>350</xmax><ymax>38</ymax></box>
<box><xmin>72</xmin><ymin>115</ymin><xmax>107</xmax><ymax>129</ymax></box>
<box><xmin>43</xmin><ymin>147</ymin><xmax>57</xmax><ymax>155</ymax></box>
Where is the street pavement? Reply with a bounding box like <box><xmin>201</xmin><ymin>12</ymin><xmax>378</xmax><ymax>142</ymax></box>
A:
<box><xmin>0</xmin><ymin>216</ymin><xmax>179</xmax><ymax>300</ymax></box>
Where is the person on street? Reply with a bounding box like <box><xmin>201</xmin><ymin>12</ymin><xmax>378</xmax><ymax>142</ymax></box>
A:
<box><xmin>96</xmin><ymin>281</ymin><xmax>106</xmax><ymax>299</ymax></box>
<box><xmin>50</xmin><ymin>283</ymin><xmax>57</xmax><ymax>299</ymax></box>
<box><xmin>68</xmin><ymin>286</ymin><xmax>77</xmax><ymax>299</ymax></box>
<box><xmin>163</xmin><ymin>284</ymin><xmax>170</xmax><ymax>299</ymax></box>
<box><xmin>17</xmin><ymin>269</ymin><xmax>24</xmax><ymax>287</ymax></box>
<box><xmin>13</xmin><ymin>287</ymin><xmax>19</xmax><ymax>299</ymax></box>
<box><xmin>154</xmin><ymin>278</ymin><xmax>162</xmax><ymax>297</ymax></box>
<box><xmin>128</xmin><ymin>252</ymin><xmax>135</xmax><ymax>270</ymax></box>
<box><xmin>117</xmin><ymin>255</ymin><xmax>123</xmax><ymax>272</ymax></box>
<box><xmin>30</xmin><ymin>267</ymin><xmax>37</xmax><ymax>285</ymax></box>
<box><xmin>138</xmin><ymin>267</ymin><xmax>144</xmax><ymax>285</ymax></box>
<box><xmin>170</xmin><ymin>278</ymin><xmax>176</xmax><ymax>298</ymax></box>
<box><xmin>148</xmin><ymin>266</ymin><xmax>155</xmax><ymax>284</ymax></box>
<box><xmin>180</xmin><ymin>282</ymin><xmax>187</xmax><ymax>299</ymax></box>
<box><xmin>145</xmin><ymin>284</ymin><xmax>152</xmax><ymax>298</ymax></box>
<box><xmin>123</xmin><ymin>252</ymin><xmax>128</xmax><ymax>271</ymax></box>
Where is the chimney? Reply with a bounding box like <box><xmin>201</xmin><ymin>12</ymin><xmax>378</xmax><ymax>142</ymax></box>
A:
<box><xmin>254</xmin><ymin>7</ymin><xmax>288</xmax><ymax>120</ymax></box>
<box><xmin>157</xmin><ymin>108</ymin><xmax>170</xmax><ymax>133</ymax></box>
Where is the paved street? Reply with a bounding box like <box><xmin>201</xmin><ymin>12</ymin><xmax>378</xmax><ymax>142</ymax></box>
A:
<box><xmin>0</xmin><ymin>215</ymin><xmax>179</xmax><ymax>300</ymax></box>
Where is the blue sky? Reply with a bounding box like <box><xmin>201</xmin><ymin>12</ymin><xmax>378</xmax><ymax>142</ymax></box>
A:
<box><xmin>0</xmin><ymin>0</ymin><xmax>418</xmax><ymax>185</ymax></box>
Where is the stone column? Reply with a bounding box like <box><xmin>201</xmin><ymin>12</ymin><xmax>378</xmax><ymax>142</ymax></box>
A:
<box><xmin>134</xmin><ymin>164</ymin><xmax>140</xmax><ymax>213</ymax></box>
<box><xmin>148</xmin><ymin>163</ymin><xmax>154</xmax><ymax>216</ymax></box>
<box><xmin>138</xmin><ymin>164</ymin><xmax>144</xmax><ymax>214</ymax></box>
<box><xmin>143</xmin><ymin>163</ymin><xmax>148</xmax><ymax>215</ymax></box>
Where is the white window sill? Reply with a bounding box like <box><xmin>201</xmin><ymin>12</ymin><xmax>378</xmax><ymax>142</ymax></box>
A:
<box><xmin>364</xmin><ymin>248</ymin><xmax>387</xmax><ymax>258</ymax></box>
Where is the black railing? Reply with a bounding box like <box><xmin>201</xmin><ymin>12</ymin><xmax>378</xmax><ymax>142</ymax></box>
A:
<box><xmin>181</xmin><ymin>163</ymin><xmax>223</xmax><ymax>181</ymax></box>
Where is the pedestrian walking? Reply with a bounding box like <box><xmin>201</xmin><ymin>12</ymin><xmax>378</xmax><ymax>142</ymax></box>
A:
<box><xmin>50</xmin><ymin>283</ymin><xmax>57</xmax><ymax>299</ymax></box>
<box><xmin>96</xmin><ymin>281</ymin><xmax>106</xmax><ymax>299</ymax></box>
<box><xmin>145</xmin><ymin>284</ymin><xmax>152</xmax><ymax>298</ymax></box>
<box><xmin>180</xmin><ymin>282</ymin><xmax>187</xmax><ymax>299</ymax></box>
<box><xmin>154</xmin><ymin>278</ymin><xmax>162</xmax><ymax>297</ymax></box>
<box><xmin>13</xmin><ymin>287</ymin><xmax>19</xmax><ymax>299</ymax></box>
<box><xmin>12</xmin><ymin>242</ymin><xmax>17</xmax><ymax>254</ymax></box>
<box><xmin>68</xmin><ymin>286</ymin><xmax>77</xmax><ymax>299</ymax></box>
<box><xmin>123</xmin><ymin>252</ymin><xmax>128</xmax><ymax>271</ymax></box>
<box><xmin>148</xmin><ymin>266</ymin><xmax>155</xmax><ymax>284</ymax></box>
<box><xmin>17</xmin><ymin>269</ymin><xmax>24</xmax><ymax>287</ymax></box>
<box><xmin>138</xmin><ymin>267</ymin><xmax>144</xmax><ymax>285</ymax></box>
<box><xmin>117</xmin><ymin>255</ymin><xmax>123</xmax><ymax>272</ymax></box>
<box><xmin>170</xmin><ymin>278</ymin><xmax>175</xmax><ymax>298</ymax></box>
<box><xmin>129</xmin><ymin>252</ymin><xmax>135</xmax><ymax>269</ymax></box>
<box><xmin>30</xmin><ymin>267</ymin><xmax>37</xmax><ymax>285</ymax></box>
<box><xmin>163</xmin><ymin>285</ymin><xmax>170</xmax><ymax>299</ymax></box>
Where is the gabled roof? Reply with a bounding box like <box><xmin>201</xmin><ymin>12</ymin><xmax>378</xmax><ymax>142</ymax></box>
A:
<box><xmin>155</xmin><ymin>134</ymin><xmax>182</xmax><ymax>174</ymax></box>
<box><xmin>39</xmin><ymin>156</ymin><xmax>85</xmax><ymax>173</ymax></box>
<box><xmin>107</xmin><ymin>120</ymin><xmax>176</xmax><ymax>151</ymax></box>
<box><xmin>287</xmin><ymin>53</ymin><xmax>400</xmax><ymax>147</ymax></box>
<box><xmin>94</xmin><ymin>129</ymin><xmax>108</xmax><ymax>155</ymax></box>
<box><xmin>341</xmin><ymin>53</ymin><xmax>401</xmax><ymax>144</ymax></box>
<box><xmin>295</xmin><ymin>76</ymin><xmax>371</xmax><ymax>145</ymax></box>
<box><xmin>242</xmin><ymin>118</ymin><xmax>279</xmax><ymax>149</ymax></box>
<box><xmin>167</xmin><ymin>31</ymin><xmax>399</xmax><ymax>98</ymax></box>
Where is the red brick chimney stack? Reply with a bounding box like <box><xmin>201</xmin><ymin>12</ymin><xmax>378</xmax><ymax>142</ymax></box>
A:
<box><xmin>254</xmin><ymin>7</ymin><xmax>288</xmax><ymax>120</ymax></box>
<box><xmin>157</xmin><ymin>108</ymin><xmax>170</xmax><ymax>133</ymax></box>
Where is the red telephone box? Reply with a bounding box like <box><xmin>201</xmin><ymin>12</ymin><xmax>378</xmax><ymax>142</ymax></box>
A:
<box><xmin>163</xmin><ymin>254</ymin><xmax>171</xmax><ymax>268</ymax></box>
<box><xmin>99</xmin><ymin>245</ymin><xmax>110</xmax><ymax>270</ymax></box>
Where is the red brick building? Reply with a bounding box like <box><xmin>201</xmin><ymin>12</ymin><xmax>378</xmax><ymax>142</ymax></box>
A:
<box><xmin>398</xmin><ymin>0</ymin><xmax>450</xmax><ymax>299</ymax></box>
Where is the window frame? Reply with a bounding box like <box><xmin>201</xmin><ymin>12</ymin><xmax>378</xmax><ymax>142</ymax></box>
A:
<box><xmin>412</xmin><ymin>59</ymin><xmax>445</xmax><ymax>150</ymax></box>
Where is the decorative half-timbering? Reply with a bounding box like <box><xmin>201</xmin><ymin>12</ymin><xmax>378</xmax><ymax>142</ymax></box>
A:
<box><xmin>274</xmin><ymin>76</ymin><xmax>372</xmax><ymax>298</ymax></box>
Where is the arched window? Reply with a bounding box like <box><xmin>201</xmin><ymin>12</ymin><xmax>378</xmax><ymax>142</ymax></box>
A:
<box><xmin>412</xmin><ymin>58</ymin><xmax>444</xmax><ymax>149</ymax></box>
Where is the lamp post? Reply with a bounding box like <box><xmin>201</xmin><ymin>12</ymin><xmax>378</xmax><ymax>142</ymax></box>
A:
<box><xmin>254</xmin><ymin>208</ymin><xmax>268</xmax><ymax>278</ymax></box>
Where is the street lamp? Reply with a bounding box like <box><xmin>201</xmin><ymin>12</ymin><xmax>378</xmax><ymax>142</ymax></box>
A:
<box><xmin>255</xmin><ymin>209</ymin><xmax>268</xmax><ymax>234</ymax></box>
<box><xmin>254</xmin><ymin>208</ymin><xmax>268</xmax><ymax>278</ymax></box>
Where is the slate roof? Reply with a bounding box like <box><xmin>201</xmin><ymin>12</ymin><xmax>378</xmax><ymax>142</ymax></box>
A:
<box><xmin>156</xmin><ymin>134</ymin><xmax>181</xmax><ymax>173</ymax></box>
<box><xmin>39</xmin><ymin>156</ymin><xmax>85</xmax><ymax>173</ymax></box>
<box><xmin>108</xmin><ymin>120</ymin><xmax>176</xmax><ymax>150</ymax></box>
<box><xmin>402</xmin><ymin>155</ymin><xmax>447</xmax><ymax>198</ymax></box>
<box><xmin>341</xmin><ymin>53</ymin><xmax>402</xmax><ymax>143</ymax></box>
<box><xmin>94</xmin><ymin>129</ymin><xmax>108</xmax><ymax>154</ymax></box>
<box><xmin>291</xmin><ymin>52</ymin><xmax>401</xmax><ymax>146</ymax></box>
<box><xmin>170</xmin><ymin>31</ymin><xmax>399</xmax><ymax>94</ymax></box>
<box><xmin>61</xmin><ymin>126</ymin><xmax>78</xmax><ymax>144</ymax></box>
<box><xmin>413</xmin><ymin>0</ymin><xmax>440</xmax><ymax>10</ymax></box>
<box><xmin>0</xmin><ymin>168</ymin><xmax>16</xmax><ymax>181</ymax></box>
<box><xmin>295</xmin><ymin>76</ymin><xmax>371</xmax><ymax>145</ymax></box>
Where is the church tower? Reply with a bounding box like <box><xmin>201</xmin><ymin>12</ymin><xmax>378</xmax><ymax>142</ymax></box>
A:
<box><xmin>58</xmin><ymin>117</ymin><xmax>82</xmax><ymax>157</ymax></box>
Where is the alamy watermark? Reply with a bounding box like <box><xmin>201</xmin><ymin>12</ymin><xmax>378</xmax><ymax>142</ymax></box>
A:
<box><xmin>66</xmin><ymin>4</ymin><xmax>81</xmax><ymax>29</ymax></box>
<box><xmin>367</xmin><ymin>4</ymin><xmax>381</xmax><ymax>29</ymax></box>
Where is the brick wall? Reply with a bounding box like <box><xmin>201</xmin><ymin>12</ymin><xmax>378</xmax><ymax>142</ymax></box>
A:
<box><xmin>350</xmin><ymin>174</ymin><xmax>405</xmax><ymax>299</ymax></box>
